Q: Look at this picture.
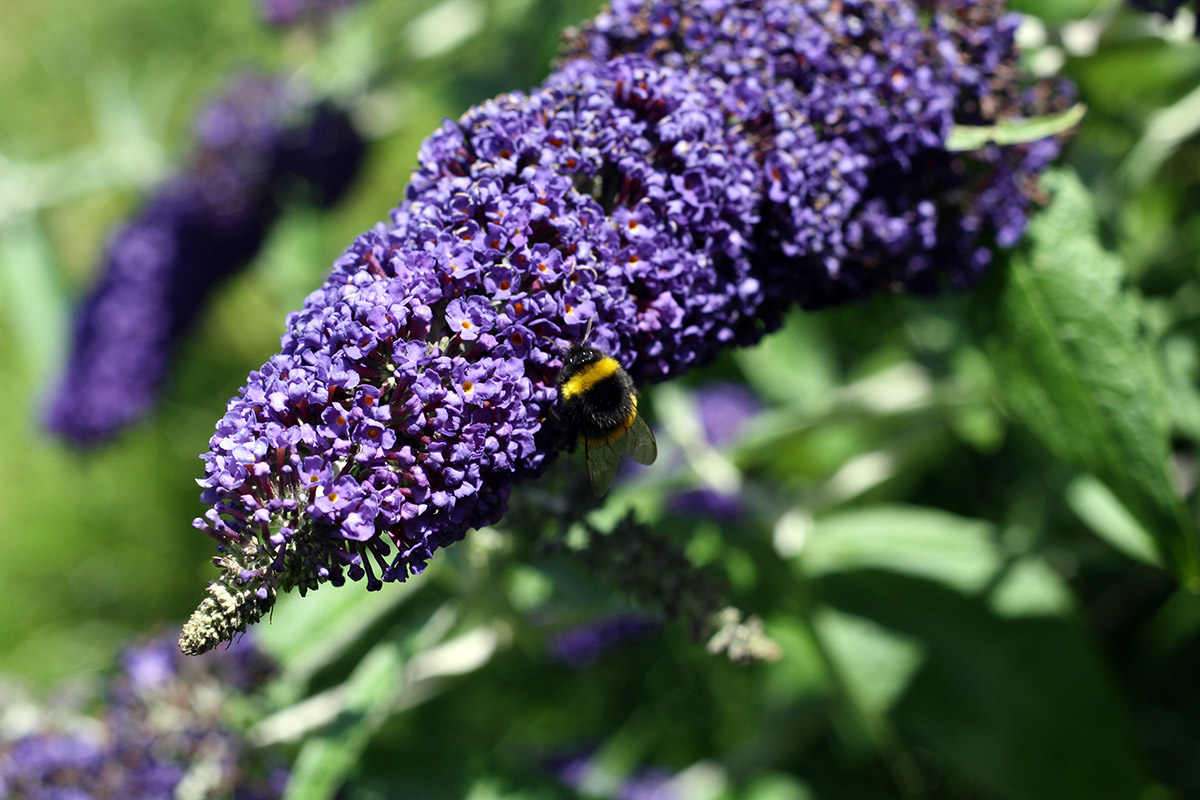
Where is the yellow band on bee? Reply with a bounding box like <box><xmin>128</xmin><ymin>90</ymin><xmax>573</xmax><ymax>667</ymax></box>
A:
<box><xmin>582</xmin><ymin>398</ymin><xmax>639</xmax><ymax>446</ymax></box>
<box><xmin>561</xmin><ymin>357</ymin><xmax>620</xmax><ymax>399</ymax></box>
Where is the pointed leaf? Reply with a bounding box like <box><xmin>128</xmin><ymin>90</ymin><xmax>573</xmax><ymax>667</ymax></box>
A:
<box><xmin>1066</xmin><ymin>474</ymin><xmax>1163</xmax><ymax>566</ymax></box>
<box><xmin>945</xmin><ymin>104</ymin><xmax>1086</xmax><ymax>151</ymax></box>
<box><xmin>257</xmin><ymin>579</ymin><xmax>421</xmax><ymax>695</ymax></box>
<box><xmin>802</xmin><ymin>505</ymin><xmax>1002</xmax><ymax>594</ymax></box>
<box><xmin>283</xmin><ymin>640</ymin><xmax>405</xmax><ymax>800</ymax></box>
<box><xmin>969</xmin><ymin>168</ymin><xmax>1197</xmax><ymax>583</ymax></box>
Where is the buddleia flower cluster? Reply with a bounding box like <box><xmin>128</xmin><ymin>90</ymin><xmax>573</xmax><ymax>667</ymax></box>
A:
<box><xmin>181</xmin><ymin>0</ymin><xmax>1073</xmax><ymax>654</ymax></box>
<box><xmin>0</xmin><ymin>634</ymin><xmax>284</xmax><ymax>800</ymax></box>
<box><xmin>44</xmin><ymin>75</ymin><xmax>365</xmax><ymax>446</ymax></box>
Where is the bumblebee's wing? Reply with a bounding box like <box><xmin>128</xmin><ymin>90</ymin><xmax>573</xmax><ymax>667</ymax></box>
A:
<box><xmin>627</xmin><ymin>413</ymin><xmax>657</xmax><ymax>466</ymax></box>
<box><xmin>584</xmin><ymin>416</ymin><xmax>657</xmax><ymax>496</ymax></box>
<box><xmin>585</xmin><ymin>440</ymin><xmax>623</xmax><ymax>496</ymax></box>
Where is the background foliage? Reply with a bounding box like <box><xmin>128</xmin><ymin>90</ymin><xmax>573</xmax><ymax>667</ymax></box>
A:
<box><xmin>2</xmin><ymin>0</ymin><xmax>1200</xmax><ymax>797</ymax></box>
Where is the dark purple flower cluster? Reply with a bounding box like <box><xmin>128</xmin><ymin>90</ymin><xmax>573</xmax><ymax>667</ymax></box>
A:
<box><xmin>566</xmin><ymin>0</ymin><xmax>1071</xmax><ymax>307</ymax></box>
<box><xmin>43</xmin><ymin>75</ymin><xmax>365</xmax><ymax>446</ymax></box>
<box><xmin>182</xmin><ymin>54</ymin><xmax>765</xmax><ymax>652</ymax></box>
<box><xmin>182</xmin><ymin>0</ymin><xmax>1069</xmax><ymax>653</ymax></box>
<box><xmin>260</xmin><ymin>0</ymin><xmax>360</xmax><ymax>28</ymax></box>
<box><xmin>547</xmin><ymin>613</ymin><xmax>660</xmax><ymax>667</ymax></box>
<box><xmin>0</xmin><ymin>635</ymin><xmax>284</xmax><ymax>800</ymax></box>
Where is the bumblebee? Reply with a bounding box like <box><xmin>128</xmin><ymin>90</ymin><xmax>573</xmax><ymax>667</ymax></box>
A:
<box><xmin>557</xmin><ymin>343</ymin><xmax>657</xmax><ymax>496</ymax></box>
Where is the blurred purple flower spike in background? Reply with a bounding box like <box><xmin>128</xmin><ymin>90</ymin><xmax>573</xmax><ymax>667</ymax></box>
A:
<box><xmin>548</xmin><ymin>613</ymin><xmax>661</xmax><ymax>667</ymax></box>
<box><xmin>43</xmin><ymin>75</ymin><xmax>366</xmax><ymax>447</ymax></box>
<box><xmin>0</xmin><ymin>633</ymin><xmax>284</xmax><ymax>800</ymax></box>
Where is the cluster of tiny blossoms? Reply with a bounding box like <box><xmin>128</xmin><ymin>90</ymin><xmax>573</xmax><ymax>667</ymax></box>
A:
<box><xmin>566</xmin><ymin>0</ymin><xmax>1071</xmax><ymax>306</ymax></box>
<box><xmin>182</xmin><ymin>0</ymin><xmax>1068</xmax><ymax>653</ymax></box>
<box><xmin>0</xmin><ymin>635</ymin><xmax>283</xmax><ymax>800</ymax></box>
<box><xmin>44</xmin><ymin>75</ymin><xmax>364</xmax><ymax>446</ymax></box>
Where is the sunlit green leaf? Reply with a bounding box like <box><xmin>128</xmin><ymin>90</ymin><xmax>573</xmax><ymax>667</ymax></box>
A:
<box><xmin>735</xmin><ymin>311</ymin><xmax>838</xmax><ymax>410</ymax></box>
<box><xmin>739</xmin><ymin>772</ymin><xmax>815</xmax><ymax>800</ymax></box>
<box><xmin>257</xmin><ymin>579</ymin><xmax>421</xmax><ymax>696</ymax></box>
<box><xmin>987</xmin><ymin>556</ymin><xmax>1074</xmax><ymax>617</ymax></box>
<box><xmin>813</xmin><ymin>607</ymin><xmax>925</xmax><ymax>719</ymax></box>
<box><xmin>1066</xmin><ymin>474</ymin><xmax>1162</xmax><ymax>566</ymax></box>
<box><xmin>0</xmin><ymin>217</ymin><xmax>67</xmax><ymax>383</ymax></box>
<box><xmin>1007</xmin><ymin>0</ymin><xmax>1108</xmax><ymax>24</ymax></box>
<box><xmin>801</xmin><ymin>505</ymin><xmax>1002</xmax><ymax>594</ymax></box>
<box><xmin>945</xmin><ymin>104</ymin><xmax>1086</xmax><ymax>152</ymax></box>
<box><xmin>283</xmin><ymin>640</ymin><xmax>406</xmax><ymax>800</ymax></box>
<box><xmin>1122</xmin><ymin>83</ymin><xmax>1200</xmax><ymax>187</ymax></box>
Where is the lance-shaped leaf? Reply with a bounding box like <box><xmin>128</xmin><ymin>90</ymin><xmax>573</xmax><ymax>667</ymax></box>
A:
<box><xmin>945</xmin><ymin>104</ymin><xmax>1086</xmax><ymax>151</ymax></box>
<box><xmin>969</xmin><ymin>168</ymin><xmax>1198</xmax><ymax>584</ymax></box>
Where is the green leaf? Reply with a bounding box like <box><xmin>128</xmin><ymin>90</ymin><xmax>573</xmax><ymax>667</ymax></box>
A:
<box><xmin>945</xmin><ymin>104</ymin><xmax>1086</xmax><ymax>152</ymax></box>
<box><xmin>256</xmin><ymin>579</ymin><xmax>422</xmax><ymax>697</ymax></box>
<box><xmin>734</xmin><ymin>310</ymin><xmax>838</xmax><ymax>410</ymax></box>
<box><xmin>740</xmin><ymin>772</ymin><xmax>815</xmax><ymax>800</ymax></box>
<box><xmin>0</xmin><ymin>218</ymin><xmax>67</xmax><ymax>384</ymax></box>
<box><xmin>1161</xmin><ymin>332</ymin><xmax>1200</xmax><ymax>443</ymax></box>
<box><xmin>801</xmin><ymin>505</ymin><xmax>1075</xmax><ymax>618</ymax></box>
<box><xmin>812</xmin><ymin>607</ymin><xmax>925</xmax><ymax>719</ymax></box>
<box><xmin>283</xmin><ymin>640</ymin><xmax>406</xmax><ymax>800</ymax></box>
<box><xmin>1121</xmin><ymin>82</ymin><xmax>1200</xmax><ymax>188</ymax></box>
<box><xmin>1006</xmin><ymin>0</ymin><xmax>1109</xmax><ymax>25</ymax></box>
<box><xmin>816</xmin><ymin>572</ymin><xmax>1148</xmax><ymax>800</ymax></box>
<box><xmin>969</xmin><ymin>168</ymin><xmax>1198</xmax><ymax>584</ymax></box>
<box><xmin>801</xmin><ymin>505</ymin><xmax>1002</xmax><ymax>594</ymax></box>
<box><xmin>1066</xmin><ymin>474</ymin><xmax>1163</xmax><ymax>566</ymax></box>
<box><xmin>986</xmin><ymin>557</ymin><xmax>1074</xmax><ymax>618</ymax></box>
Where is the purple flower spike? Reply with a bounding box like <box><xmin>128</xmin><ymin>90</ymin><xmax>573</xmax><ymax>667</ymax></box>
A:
<box><xmin>43</xmin><ymin>76</ymin><xmax>366</xmax><ymax>447</ymax></box>
<box><xmin>0</xmin><ymin>633</ymin><xmax>282</xmax><ymax>800</ymax></box>
<box><xmin>181</xmin><ymin>0</ymin><xmax>1070</xmax><ymax>655</ymax></box>
<box><xmin>568</xmin><ymin>0</ymin><xmax>1074</xmax><ymax>307</ymax></box>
